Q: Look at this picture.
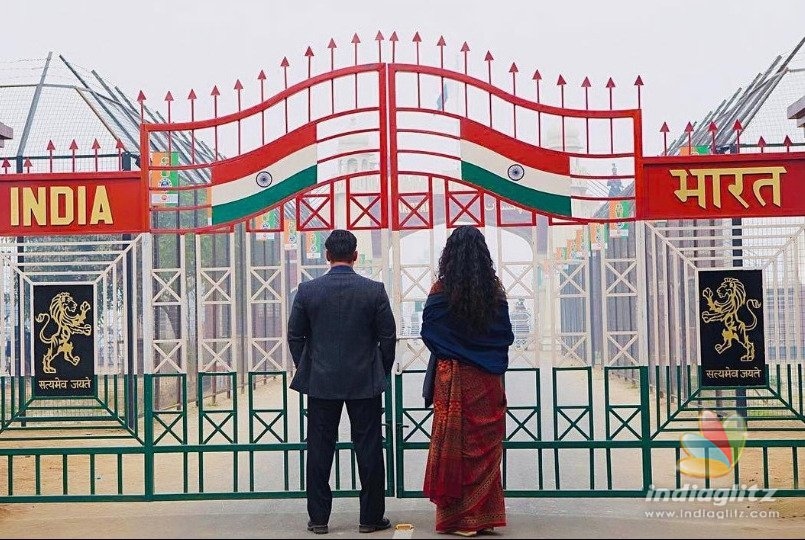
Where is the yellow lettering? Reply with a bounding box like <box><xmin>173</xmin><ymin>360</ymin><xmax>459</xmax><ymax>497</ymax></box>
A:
<box><xmin>672</xmin><ymin>166</ymin><xmax>787</xmax><ymax>210</ymax></box>
<box><xmin>681</xmin><ymin>168</ymin><xmax>734</xmax><ymax>209</ymax></box>
<box><xmin>90</xmin><ymin>186</ymin><xmax>113</xmax><ymax>225</ymax></box>
<box><xmin>751</xmin><ymin>166</ymin><xmax>785</xmax><ymax>207</ymax></box>
<box><xmin>50</xmin><ymin>186</ymin><xmax>74</xmax><ymax>225</ymax></box>
<box><xmin>723</xmin><ymin>169</ymin><xmax>750</xmax><ymax>209</ymax></box>
<box><xmin>22</xmin><ymin>187</ymin><xmax>46</xmax><ymax>226</ymax></box>
<box><xmin>671</xmin><ymin>169</ymin><xmax>706</xmax><ymax>208</ymax></box>
<box><xmin>77</xmin><ymin>186</ymin><xmax>87</xmax><ymax>226</ymax></box>
<box><xmin>10</xmin><ymin>187</ymin><xmax>18</xmax><ymax>226</ymax></box>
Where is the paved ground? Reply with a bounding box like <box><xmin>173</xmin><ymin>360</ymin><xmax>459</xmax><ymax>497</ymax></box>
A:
<box><xmin>2</xmin><ymin>496</ymin><xmax>805</xmax><ymax>538</ymax></box>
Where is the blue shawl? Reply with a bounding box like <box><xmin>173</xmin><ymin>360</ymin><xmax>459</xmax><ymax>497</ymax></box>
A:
<box><xmin>420</xmin><ymin>290</ymin><xmax>514</xmax><ymax>406</ymax></box>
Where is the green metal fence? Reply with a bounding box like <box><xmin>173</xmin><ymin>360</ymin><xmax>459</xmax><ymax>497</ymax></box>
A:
<box><xmin>1</xmin><ymin>364</ymin><xmax>804</xmax><ymax>502</ymax></box>
<box><xmin>0</xmin><ymin>373</ymin><xmax>395</xmax><ymax>502</ymax></box>
<box><xmin>394</xmin><ymin>365</ymin><xmax>803</xmax><ymax>499</ymax></box>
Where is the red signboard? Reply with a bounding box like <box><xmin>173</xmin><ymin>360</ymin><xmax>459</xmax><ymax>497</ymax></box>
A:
<box><xmin>0</xmin><ymin>172</ymin><xmax>147</xmax><ymax>236</ymax></box>
<box><xmin>637</xmin><ymin>152</ymin><xmax>805</xmax><ymax>220</ymax></box>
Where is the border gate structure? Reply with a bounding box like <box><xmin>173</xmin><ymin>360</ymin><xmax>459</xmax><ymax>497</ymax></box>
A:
<box><xmin>1</xmin><ymin>33</ymin><xmax>804</xmax><ymax>502</ymax></box>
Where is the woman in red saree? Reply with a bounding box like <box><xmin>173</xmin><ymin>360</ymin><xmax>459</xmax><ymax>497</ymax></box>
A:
<box><xmin>420</xmin><ymin>226</ymin><xmax>514</xmax><ymax>537</ymax></box>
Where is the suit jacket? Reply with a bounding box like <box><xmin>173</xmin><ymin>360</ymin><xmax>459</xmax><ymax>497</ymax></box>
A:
<box><xmin>287</xmin><ymin>265</ymin><xmax>397</xmax><ymax>400</ymax></box>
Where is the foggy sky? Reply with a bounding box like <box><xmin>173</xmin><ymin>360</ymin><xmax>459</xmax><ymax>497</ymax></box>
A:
<box><xmin>2</xmin><ymin>0</ymin><xmax>803</xmax><ymax>155</ymax></box>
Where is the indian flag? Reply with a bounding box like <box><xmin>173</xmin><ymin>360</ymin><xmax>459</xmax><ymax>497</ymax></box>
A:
<box><xmin>460</xmin><ymin>119</ymin><xmax>572</xmax><ymax>217</ymax></box>
<box><xmin>210</xmin><ymin>124</ymin><xmax>317</xmax><ymax>225</ymax></box>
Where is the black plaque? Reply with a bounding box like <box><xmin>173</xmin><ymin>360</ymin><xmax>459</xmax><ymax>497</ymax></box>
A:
<box><xmin>698</xmin><ymin>269</ymin><xmax>766</xmax><ymax>387</ymax></box>
<box><xmin>33</xmin><ymin>285</ymin><xmax>95</xmax><ymax>397</ymax></box>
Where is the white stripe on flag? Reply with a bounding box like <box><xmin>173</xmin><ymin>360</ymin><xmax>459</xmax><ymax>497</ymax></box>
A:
<box><xmin>212</xmin><ymin>145</ymin><xmax>317</xmax><ymax>206</ymax></box>
<box><xmin>460</xmin><ymin>140</ymin><xmax>571</xmax><ymax>197</ymax></box>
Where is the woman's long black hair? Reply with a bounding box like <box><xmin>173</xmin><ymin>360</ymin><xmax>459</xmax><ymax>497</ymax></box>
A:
<box><xmin>437</xmin><ymin>225</ymin><xmax>506</xmax><ymax>332</ymax></box>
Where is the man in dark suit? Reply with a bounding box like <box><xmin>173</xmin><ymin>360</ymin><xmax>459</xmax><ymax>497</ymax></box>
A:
<box><xmin>288</xmin><ymin>229</ymin><xmax>396</xmax><ymax>535</ymax></box>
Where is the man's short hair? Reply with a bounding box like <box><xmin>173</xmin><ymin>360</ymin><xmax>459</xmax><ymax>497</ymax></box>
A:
<box><xmin>325</xmin><ymin>229</ymin><xmax>357</xmax><ymax>262</ymax></box>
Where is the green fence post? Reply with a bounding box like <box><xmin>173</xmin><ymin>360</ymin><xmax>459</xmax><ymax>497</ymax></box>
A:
<box><xmin>384</xmin><ymin>375</ymin><xmax>395</xmax><ymax>496</ymax></box>
<box><xmin>640</xmin><ymin>366</ymin><xmax>652</xmax><ymax>494</ymax></box>
<box><xmin>394</xmin><ymin>372</ymin><xmax>404</xmax><ymax>498</ymax></box>
<box><xmin>144</xmin><ymin>374</ymin><xmax>154</xmax><ymax>500</ymax></box>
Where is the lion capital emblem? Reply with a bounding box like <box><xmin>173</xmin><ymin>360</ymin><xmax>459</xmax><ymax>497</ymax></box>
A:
<box><xmin>701</xmin><ymin>277</ymin><xmax>761</xmax><ymax>362</ymax></box>
<box><xmin>35</xmin><ymin>292</ymin><xmax>92</xmax><ymax>374</ymax></box>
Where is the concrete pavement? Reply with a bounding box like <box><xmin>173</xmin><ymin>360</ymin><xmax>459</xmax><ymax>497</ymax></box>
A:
<box><xmin>2</xmin><ymin>496</ymin><xmax>805</xmax><ymax>538</ymax></box>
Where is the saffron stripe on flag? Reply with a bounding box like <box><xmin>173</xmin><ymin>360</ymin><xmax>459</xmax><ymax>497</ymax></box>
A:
<box><xmin>460</xmin><ymin>118</ymin><xmax>569</xmax><ymax>175</ymax></box>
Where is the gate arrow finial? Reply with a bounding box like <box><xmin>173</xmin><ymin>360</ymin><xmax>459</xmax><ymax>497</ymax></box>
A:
<box><xmin>327</xmin><ymin>39</ymin><xmax>337</xmax><ymax>70</ymax></box>
<box><xmin>351</xmin><ymin>33</ymin><xmax>360</xmax><ymax>65</ymax></box>
<box><xmin>413</xmin><ymin>32</ymin><xmax>422</xmax><ymax>65</ymax></box>
<box><xmin>389</xmin><ymin>32</ymin><xmax>399</xmax><ymax>63</ymax></box>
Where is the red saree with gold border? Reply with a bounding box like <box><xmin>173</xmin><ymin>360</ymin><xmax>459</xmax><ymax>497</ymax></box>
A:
<box><xmin>423</xmin><ymin>359</ymin><xmax>507</xmax><ymax>533</ymax></box>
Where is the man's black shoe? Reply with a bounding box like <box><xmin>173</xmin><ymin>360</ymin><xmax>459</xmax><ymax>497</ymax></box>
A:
<box><xmin>359</xmin><ymin>517</ymin><xmax>392</xmax><ymax>533</ymax></box>
<box><xmin>307</xmin><ymin>521</ymin><xmax>328</xmax><ymax>534</ymax></box>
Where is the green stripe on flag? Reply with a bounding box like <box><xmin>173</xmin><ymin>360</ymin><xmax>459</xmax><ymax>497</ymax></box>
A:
<box><xmin>461</xmin><ymin>162</ymin><xmax>572</xmax><ymax>217</ymax></box>
<box><xmin>211</xmin><ymin>166</ymin><xmax>317</xmax><ymax>225</ymax></box>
